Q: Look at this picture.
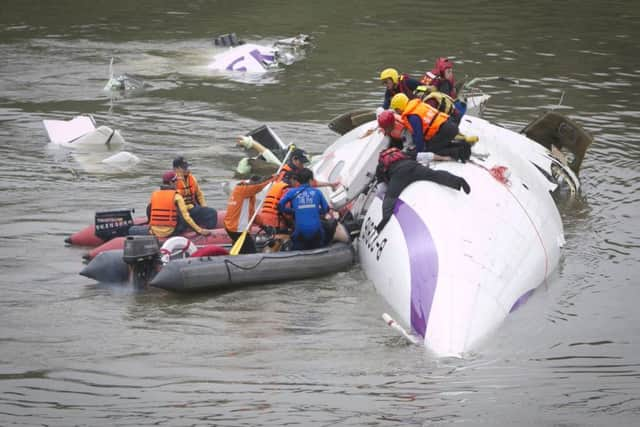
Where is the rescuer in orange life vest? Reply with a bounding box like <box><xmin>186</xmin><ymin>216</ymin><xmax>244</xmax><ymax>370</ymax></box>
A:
<box><xmin>172</xmin><ymin>156</ymin><xmax>218</xmax><ymax>229</ymax></box>
<box><xmin>390</xmin><ymin>93</ymin><xmax>471</xmax><ymax>162</ymax></box>
<box><xmin>261</xmin><ymin>148</ymin><xmax>339</xmax><ymax>233</ymax></box>
<box><xmin>223</xmin><ymin>174</ymin><xmax>274</xmax><ymax>254</ymax></box>
<box><xmin>127</xmin><ymin>171</ymin><xmax>213</xmax><ymax>238</ymax></box>
<box><xmin>421</xmin><ymin>57</ymin><xmax>457</xmax><ymax>99</ymax></box>
<box><xmin>373</xmin><ymin>110</ymin><xmax>455</xmax><ymax>164</ymax></box>
<box><xmin>275</xmin><ymin>148</ymin><xmax>339</xmax><ymax>189</ymax></box>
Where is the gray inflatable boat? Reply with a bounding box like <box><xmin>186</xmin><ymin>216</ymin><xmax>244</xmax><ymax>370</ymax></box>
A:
<box><xmin>150</xmin><ymin>242</ymin><xmax>355</xmax><ymax>292</ymax></box>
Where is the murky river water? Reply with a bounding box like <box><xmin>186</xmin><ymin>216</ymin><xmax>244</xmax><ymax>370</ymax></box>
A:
<box><xmin>1</xmin><ymin>0</ymin><xmax>639</xmax><ymax>425</ymax></box>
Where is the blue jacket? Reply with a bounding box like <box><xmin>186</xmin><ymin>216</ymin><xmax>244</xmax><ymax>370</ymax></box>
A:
<box><xmin>407</xmin><ymin>114</ymin><xmax>428</xmax><ymax>152</ymax></box>
<box><xmin>278</xmin><ymin>184</ymin><xmax>329</xmax><ymax>238</ymax></box>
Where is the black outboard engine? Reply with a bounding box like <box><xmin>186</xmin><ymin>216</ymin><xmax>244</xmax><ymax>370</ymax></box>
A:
<box><xmin>122</xmin><ymin>235</ymin><xmax>161</xmax><ymax>288</ymax></box>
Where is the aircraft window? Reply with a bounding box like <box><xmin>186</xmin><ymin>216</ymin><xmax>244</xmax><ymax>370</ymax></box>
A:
<box><xmin>328</xmin><ymin>161</ymin><xmax>345</xmax><ymax>183</ymax></box>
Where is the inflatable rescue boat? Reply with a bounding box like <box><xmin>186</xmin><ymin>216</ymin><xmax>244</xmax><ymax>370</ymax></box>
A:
<box><xmin>80</xmin><ymin>235</ymin><xmax>355</xmax><ymax>293</ymax></box>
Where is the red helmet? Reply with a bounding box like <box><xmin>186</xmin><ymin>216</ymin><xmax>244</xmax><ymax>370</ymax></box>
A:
<box><xmin>377</xmin><ymin>110</ymin><xmax>395</xmax><ymax>130</ymax></box>
<box><xmin>162</xmin><ymin>171</ymin><xmax>177</xmax><ymax>184</ymax></box>
<box><xmin>434</xmin><ymin>57</ymin><xmax>453</xmax><ymax>76</ymax></box>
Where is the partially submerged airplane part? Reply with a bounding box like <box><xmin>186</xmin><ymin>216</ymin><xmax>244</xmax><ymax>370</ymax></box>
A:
<box><xmin>521</xmin><ymin>111</ymin><xmax>593</xmax><ymax>176</ymax></box>
<box><xmin>43</xmin><ymin>115</ymin><xmax>125</xmax><ymax>149</ymax></box>
<box><xmin>103</xmin><ymin>58</ymin><xmax>146</xmax><ymax>92</ymax></box>
<box><xmin>312</xmin><ymin>122</ymin><xmax>387</xmax><ymax>211</ymax></box>
<box><xmin>208</xmin><ymin>34</ymin><xmax>311</xmax><ymax>74</ymax></box>
<box><xmin>313</xmin><ymin>110</ymin><xmax>591</xmax><ymax>357</ymax></box>
<box><xmin>101</xmin><ymin>151</ymin><xmax>141</xmax><ymax>168</ymax></box>
<box><xmin>43</xmin><ymin>114</ymin><xmax>139</xmax><ymax>173</ymax></box>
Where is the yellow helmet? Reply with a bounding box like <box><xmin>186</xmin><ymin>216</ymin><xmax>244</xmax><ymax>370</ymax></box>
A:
<box><xmin>390</xmin><ymin>93</ymin><xmax>409</xmax><ymax>112</ymax></box>
<box><xmin>379</xmin><ymin>68</ymin><xmax>399</xmax><ymax>84</ymax></box>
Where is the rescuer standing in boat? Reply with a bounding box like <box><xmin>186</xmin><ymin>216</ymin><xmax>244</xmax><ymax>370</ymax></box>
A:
<box><xmin>224</xmin><ymin>175</ymin><xmax>274</xmax><ymax>254</ymax></box>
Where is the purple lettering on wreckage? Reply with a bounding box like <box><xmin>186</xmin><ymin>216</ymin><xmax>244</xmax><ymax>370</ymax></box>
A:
<box><xmin>226</xmin><ymin>49</ymin><xmax>275</xmax><ymax>72</ymax></box>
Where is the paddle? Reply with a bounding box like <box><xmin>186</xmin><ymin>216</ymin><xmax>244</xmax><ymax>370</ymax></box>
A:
<box><xmin>229</xmin><ymin>144</ymin><xmax>295</xmax><ymax>256</ymax></box>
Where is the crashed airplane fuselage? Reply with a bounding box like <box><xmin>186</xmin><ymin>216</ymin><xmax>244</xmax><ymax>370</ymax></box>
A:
<box><xmin>312</xmin><ymin>111</ymin><xmax>589</xmax><ymax>357</ymax></box>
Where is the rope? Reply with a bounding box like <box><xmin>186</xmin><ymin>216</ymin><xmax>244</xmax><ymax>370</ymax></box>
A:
<box><xmin>223</xmin><ymin>246</ymin><xmax>331</xmax><ymax>272</ymax></box>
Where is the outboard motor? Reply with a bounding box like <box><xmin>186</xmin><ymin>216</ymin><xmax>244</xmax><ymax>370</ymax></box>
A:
<box><xmin>122</xmin><ymin>235</ymin><xmax>161</xmax><ymax>288</ymax></box>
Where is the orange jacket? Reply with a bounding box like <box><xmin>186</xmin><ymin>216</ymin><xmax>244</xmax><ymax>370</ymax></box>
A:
<box><xmin>276</xmin><ymin>163</ymin><xmax>294</xmax><ymax>181</ymax></box>
<box><xmin>224</xmin><ymin>178</ymin><xmax>273</xmax><ymax>232</ymax></box>
<box><xmin>149</xmin><ymin>189</ymin><xmax>178</xmax><ymax>227</ymax></box>
<box><xmin>176</xmin><ymin>173</ymin><xmax>205</xmax><ymax>209</ymax></box>
<box><xmin>258</xmin><ymin>180</ymin><xmax>290</xmax><ymax>228</ymax></box>
<box><xmin>148</xmin><ymin>189</ymin><xmax>203</xmax><ymax>238</ymax></box>
<box><xmin>401</xmin><ymin>99</ymin><xmax>449</xmax><ymax>140</ymax></box>
<box><xmin>387</xmin><ymin>112</ymin><xmax>405</xmax><ymax>140</ymax></box>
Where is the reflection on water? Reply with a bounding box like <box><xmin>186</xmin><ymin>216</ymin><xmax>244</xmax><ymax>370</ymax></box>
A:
<box><xmin>1</xmin><ymin>0</ymin><xmax>639</xmax><ymax>425</ymax></box>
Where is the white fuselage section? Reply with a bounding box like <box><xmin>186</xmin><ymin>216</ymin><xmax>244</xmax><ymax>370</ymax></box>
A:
<box><xmin>317</xmin><ymin>114</ymin><xmax>568</xmax><ymax>357</ymax></box>
<box><xmin>208</xmin><ymin>44</ymin><xmax>278</xmax><ymax>73</ymax></box>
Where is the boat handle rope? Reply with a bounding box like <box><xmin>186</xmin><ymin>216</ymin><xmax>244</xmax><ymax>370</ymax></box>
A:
<box><xmin>222</xmin><ymin>248</ymin><xmax>330</xmax><ymax>274</ymax></box>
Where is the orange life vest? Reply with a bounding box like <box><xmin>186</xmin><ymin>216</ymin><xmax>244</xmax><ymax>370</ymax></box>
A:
<box><xmin>175</xmin><ymin>174</ymin><xmax>199</xmax><ymax>207</ymax></box>
<box><xmin>401</xmin><ymin>99</ymin><xmax>449</xmax><ymax>141</ymax></box>
<box><xmin>149</xmin><ymin>189</ymin><xmax>178</xmax><ymax>227</ymax></box>
<box><xmin>276</xmin><ymin>163</ymin><xmax>294</xmax><ymax>181</ymax></box>
<box><xmin>223</xmin><ymin>179</ymin><xmax>271</xmax><ymax>232</ymax></box>
<box><xmin>259</xmin><ymin>181</ymin><xmax>290</xmax><ymax>228</ymax></box>
<box><xmin>420</xmin><ymin>71</ymin><xmax>437</xmax><ymax>86</ymax></box>
<box><xmin>387</xmin><ymin>112</ymin><xmax>405</xmax><ymax>140</ymax></box>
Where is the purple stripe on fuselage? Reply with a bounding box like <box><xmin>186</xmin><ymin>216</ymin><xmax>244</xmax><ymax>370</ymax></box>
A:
<box><xmin>509</xmin><ymin>288</ymin><xmax>535</xmax><ymax>313</ymax></box>
<box><xmin>393</xmin><ymin>199</ymin><xmax>438</xmax><ymax>338</ymax></box>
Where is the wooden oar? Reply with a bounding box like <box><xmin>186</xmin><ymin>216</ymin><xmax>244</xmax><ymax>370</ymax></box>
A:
<box><xmin>229</xmin><ymin>145</ymin><xmax>295</xmax><ymax>255</ymax></box>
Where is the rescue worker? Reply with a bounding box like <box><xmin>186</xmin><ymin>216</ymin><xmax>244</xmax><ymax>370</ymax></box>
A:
<box><xmin>376</xmin><ymin>109</ymin><xmax>408</xmax><ymax>147</ymax></box>
<box><xmin>420</xmin><ymin>57</ymin><xmax>457</xmax><ymax>99</ymax></box>
<box><xmin>376</xmin><ymin>110</ymin><xmax>454</xmax><ymax>163</ymax></box>
<box><xmin>390</xmin><ymin>93</ymin><xmax>471</xmax><ymax>162</ymax></box>
<box><xmin>275</xmin><ymin>148</ymin><xmax>309</xmax><ymax>181</ymax></box>
<box><xmin>128</xmin><ymin>171</ymin><xmax>212</xmax><ymax>238</ymax></box>
<box><xmin>276</xmin><ymin>148</ymin><xmax>339</xmax><ymax>189</ymax></box>
<box><xmin>259</xmin><ymin>148</ymin><xmax>338</xmax><ymax>234</ymax></box>
<box><xmin>224</xmin><ymin>175</ymin><xmax>274</xmax><ymax>254</ymax></box>
<box><xmin>379</xmin><ymin>68</ymin><xmax>421</xmax><ymax>109</ymax></box>
<box><xmin>277</xmin><ymin>168</ymin><xmax>331</xmax><ymax>251</ymax></box>
<box><xmin>375</xmin><ymin>139</ymin><xmax>470</xmax><ymax>233</ymax></box>
<box><xmin>172</xmin><ymin>156</ymin><xmax>218</xmax><ymax>229</ymax></box>
<box><xmin>258</xmin><ymin>173</ymin><xmax>293</xmax><ymax>232</ymax></box>
<box><xmin>422</xmin><ymin>90</ymin><xmax>462</xmax><ymax>123</ymax></box>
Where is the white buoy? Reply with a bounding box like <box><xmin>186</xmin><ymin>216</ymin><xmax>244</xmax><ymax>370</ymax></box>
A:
<box><xmin>382</xmin><ymin>313</ymin><xmax>420</xmax><ymax>345</ymax></box>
